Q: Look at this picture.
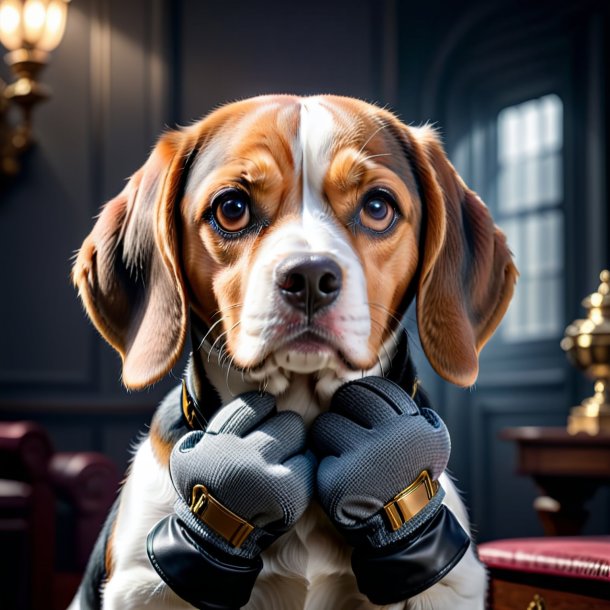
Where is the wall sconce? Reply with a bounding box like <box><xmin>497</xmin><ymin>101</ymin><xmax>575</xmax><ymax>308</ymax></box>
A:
<box><xmin>0</xmin><ymin>0</ymin><xmax>69</xmax><ymax>178</ymax></box>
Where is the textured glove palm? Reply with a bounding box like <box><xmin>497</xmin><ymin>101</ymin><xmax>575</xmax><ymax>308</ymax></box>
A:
<box><xmin>147</xmin><ymin>391</ymin><xmax>315</xmax><ymax>609</ymax></box>
<box><xmin>171</xmin><ymin>392</ymin><xmax>314</xmax><ymax>558</ymax></box>
<box><xmin>311</xmin><ymin>376</ymin><xmax>470</xmax><ymax>604</ymax></box>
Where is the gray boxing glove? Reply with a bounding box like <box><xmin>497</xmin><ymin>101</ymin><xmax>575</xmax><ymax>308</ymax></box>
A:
<box><xmin>310</xmin><ymin>377</ymin><xmax>470</xmax><ymax>604</ymax></box>
<box><xmin>147</xmin><ymin>392</ymin><xmax>315</xmax><ymax>610</ymax></box>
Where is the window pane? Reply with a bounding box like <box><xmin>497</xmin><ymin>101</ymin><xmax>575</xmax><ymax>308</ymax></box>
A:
<box><xmin>523</xmin><ymin>277</ymin><xmax>539</xmax><ymax>336</ymax></box>
<box><xmin>537</xmin><ymin>210</ymin><xmax>563</xmax><ymax>274</ymax></box>
<box><xmin>498</xmin><ymin>163</ymin><xmax>523</xmax><ymax>213</ymax></box>
<box><xmin>498</xmin><ymin>106</ymin><xmax>522</xmax><ymax>162</ymax></box>
<box><xmin>524</xmin><ymin>213</ymin><xmax>560</xmax><ymax>276</ymax></box>
<box><xmin>500</xmin><ymin>218</ymin><xmax>524</xmax><ymax>272</ymax></box>
<box><xmin>452</xmin><ymin>134</ymin><xmax>469</xmax><ymax>177</ymax></box>
<box><xmin>502</xmin><ymin>279</ymin><xmax>523</xmax><ymax>340</ymax></box>
<box><xmin>539</xmin><ymin>152</ymin><xmax>562</xmax><ymax>203</ymax></box>
<box><xmin>523</xmin><ymin>215</ymin><xmax>540</xmax><ymax>275</ymax></box>
<box><xmin>521</xmin><ymin>100</ymin><xmax>541</xmax><ymax>157</ymax></box>
<box><xmin>522</xmin><ymin>157</ymin><xmax>541</xmax><ymax>208</ymax></box>
<box><xmin>542</xmin><ymin>275</ymin><xmax>562</xmax><ymax>336</ymax></box>
<box><xmin>540</xmin><ymin>94</ymin><xmax>563</xmax><ymax>152</ymax></box>
<box><xmin>505</xmin><ymin>275</ymin><xmax>562</xmax><ymax>340</ymax></box>
<box><xmin>495</xmin><ymin>94</ymin><xmax>564</xmax><ymax>342</ymax></box>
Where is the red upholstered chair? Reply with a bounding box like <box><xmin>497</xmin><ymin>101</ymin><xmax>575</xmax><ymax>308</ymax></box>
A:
<box><xmin>479</xmin><ymin>537</ymin><xmax>610</xmax><ymax>609</ymax></box>
<box><xmin>0</xmin><ymin>421</ymin><xmax>120</xmax><ymax>610</ymax></box>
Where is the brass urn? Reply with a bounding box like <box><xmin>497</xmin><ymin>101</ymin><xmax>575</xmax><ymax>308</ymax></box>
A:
<box><xmin>561</xmin><ymin>270</ymin><xmax>610</xmax><ymax>435</ymax></box>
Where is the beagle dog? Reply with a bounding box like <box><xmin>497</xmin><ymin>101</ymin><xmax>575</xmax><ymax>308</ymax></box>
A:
<box><xmin>71</xmin><ymin>94</ymin><xmax>517</xmax><ymax>610</ymax></box>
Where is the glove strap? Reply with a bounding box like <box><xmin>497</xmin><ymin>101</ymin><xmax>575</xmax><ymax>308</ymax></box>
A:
<box><xmin>190</xmin><ymin>484</ymin><xmax>255</xmax><ymax>548</ymax></box>
<box><xmin>384</xmin><ymin>470</ymin><xmax>440</xmax><ymax>531</ymax></box>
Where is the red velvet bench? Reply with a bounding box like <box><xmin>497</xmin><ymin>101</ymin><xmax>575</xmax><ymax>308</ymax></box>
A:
<box><xmin>479</xmin><ymin>537</ymin><xmax>610</xmax><ymax>609</ymax></box>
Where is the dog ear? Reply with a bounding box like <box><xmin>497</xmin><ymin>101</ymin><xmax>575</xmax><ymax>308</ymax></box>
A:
<box><xmin>72</xmin><ymin>130</ymin><xmax>195</xmax><ymax>390</ymax></box>
<box><xmin>407</xmin><ymin>126</ymin><xmax>518</xmax><ymax>387</ymax></box>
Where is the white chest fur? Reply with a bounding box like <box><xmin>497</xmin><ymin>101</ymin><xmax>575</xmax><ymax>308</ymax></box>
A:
<box><xmin>251</xmin><ymin>502</ymin><xmax>389</xmax><ymax>610</ymax></box>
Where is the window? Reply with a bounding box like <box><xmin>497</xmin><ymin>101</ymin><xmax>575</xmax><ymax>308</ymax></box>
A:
<box><xmin>495</xmin><ymin>94</ymin><xmax>564</xmax><ymax>341</ymax></box>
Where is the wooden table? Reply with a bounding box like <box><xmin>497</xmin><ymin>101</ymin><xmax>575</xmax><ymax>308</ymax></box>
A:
<box><xmin>501</xmin><ymin>427</ymin><xmax>610</xmax><ymax>536</ymax></box>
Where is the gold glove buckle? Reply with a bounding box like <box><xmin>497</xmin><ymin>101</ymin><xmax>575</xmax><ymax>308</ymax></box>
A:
<box><xmin>383</xmin><ymin>470</ymin><xmax>441</xmax><ymax>531</ymax></box>
<box><xmin>189</xmin><ymin>484</ymin><xmax>255</xmax><ymax>548</ymax></box>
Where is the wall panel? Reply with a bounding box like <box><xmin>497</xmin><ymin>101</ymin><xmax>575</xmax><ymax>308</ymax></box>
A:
<box><xmin>0</xmin><ymin>0</ymin><xmax>173</xmax><ymax>405</ymax></box>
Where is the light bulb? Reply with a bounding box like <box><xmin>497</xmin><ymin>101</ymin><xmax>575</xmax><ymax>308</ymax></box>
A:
<box><xmin>0</xmin><ymin>0</ymin><xmax>23</xmax><ymax>51</ymax></box>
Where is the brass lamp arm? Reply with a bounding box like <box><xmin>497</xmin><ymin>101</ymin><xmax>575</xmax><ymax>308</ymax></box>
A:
<box><xmin>0</xmin><ymin>0</ymin><xmax>70</xmax><ymax>182</ymax></box>
<box><xmin>1</xmin><ymin>54</ymin><xmax>43</xmax><ymax>179</ymax></box>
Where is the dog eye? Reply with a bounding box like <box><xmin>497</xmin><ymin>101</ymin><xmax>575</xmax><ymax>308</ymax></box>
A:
<box><xmin>359</xmin><ymin>190</ymin><xmax>396</xmax><ymax>233</ymax></box>
<box><xmin>212</xmin><ymin>188</ymin><xmax>252</xmax><ymax>233</ymax></box>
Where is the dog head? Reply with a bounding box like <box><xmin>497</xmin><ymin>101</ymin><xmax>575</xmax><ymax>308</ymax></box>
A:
<box><xmin>73</xmin><ymin>95</ymin><xmax>517</xmax><ymax>398</ymax></box>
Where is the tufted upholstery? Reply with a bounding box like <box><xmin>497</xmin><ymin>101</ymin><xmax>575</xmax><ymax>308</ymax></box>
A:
<box><xmin>479</xmin><ymin>537</ymin><xmax>610</xmax><ymax>609</ymax></box>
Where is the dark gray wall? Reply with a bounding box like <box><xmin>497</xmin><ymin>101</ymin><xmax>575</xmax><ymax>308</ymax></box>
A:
<box><xmin>176</xmin><ymin>0</ymin><xmax>397</xmax><ymax>118</ymax></box>
<box><xmin>0</xmin><ymin>0</ymin><xmax>175</xmax><ymax>468</ymax></box>
<box><xmin>1</xmin><ymin>0</ymin><xmax>608</xmax><ymax>540</ymax></box>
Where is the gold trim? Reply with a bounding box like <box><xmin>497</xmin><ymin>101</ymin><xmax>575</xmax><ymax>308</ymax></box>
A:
<box><xmin>182</xmin><ymin>379</ymin><xmax>198</xmax><ymax>429</ymax></box>
<box><xmin>410</xmin><ymin>377</ymin><xmax>420</xmax><ymax>400</ymax></box>
<box><xmin>527</xmin><ymin>594</ymin><xmax>546</xmax><ymax>610</ymax></box>
<box><xmin>383</xmin><ymin>470</ymin><xmax>440</xmax><ymax>531</ymax></box>
<box><xmin>189</xmin><ymin>484</ymin><xmax>255</xmax><ymax>548</ymax></box>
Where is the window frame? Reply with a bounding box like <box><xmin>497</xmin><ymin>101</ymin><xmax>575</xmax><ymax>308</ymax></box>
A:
<box><xmin>443</xmin><ymin>61</ymin><xmax>574</xmax><ymax>370</ymax></box>
<box><xmin>494</xmin><ymin>93</ymin><xmax>565</xmax><ymax>343</ymax></box>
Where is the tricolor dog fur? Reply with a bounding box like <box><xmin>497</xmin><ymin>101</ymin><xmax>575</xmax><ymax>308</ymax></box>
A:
<box><xmin>71</xmin><ymin>94</ymin><xmax>517</xmax><ymax>609</ymax></box>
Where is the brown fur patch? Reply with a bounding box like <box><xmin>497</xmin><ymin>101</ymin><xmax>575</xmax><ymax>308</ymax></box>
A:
<box><xmin>149</xmin><ymin>418</ymin><xmax>173</xmax><ymax>467</ymax></box>
<box><xmin>104</xmin><ymin>514</ymin><xmax>117</xmax><ymax>581</ymax></box>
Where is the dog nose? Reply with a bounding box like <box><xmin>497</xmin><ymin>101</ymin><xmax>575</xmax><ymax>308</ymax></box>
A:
<box><xmin>276</xmin><ymin>255</ymin><xmax>342</xmax><ymax>317</ymax></box>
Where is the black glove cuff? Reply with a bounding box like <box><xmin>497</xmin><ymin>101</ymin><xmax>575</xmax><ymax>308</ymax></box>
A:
<box><xmin>351</xmin><ymin>505</ymin><xmax>471</xmax><ymax>605</ymax></box>
<box><xmin>147</xmin><ymin>514</ymin><xmax>262</xmax><ymax>610</ymax></box>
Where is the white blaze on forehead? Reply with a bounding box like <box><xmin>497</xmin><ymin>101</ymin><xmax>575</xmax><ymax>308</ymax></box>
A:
<box><xmin>294</xmin><ymin>98</ymin><xmax>364</xmax><ymax>271</ymax></box>
<box><xmin>236</xmin><ymin>96</ymin><xmax>372</xmax><ymax>368</ymax></box>
<box><xmin>299</xmin><ymin>97</ymin><xmax>335</xmax><ymax>217</ymax></box>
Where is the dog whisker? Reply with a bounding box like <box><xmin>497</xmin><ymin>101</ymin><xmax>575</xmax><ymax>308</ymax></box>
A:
<box><xmin>198</xmin><ymin>318</ymin><xmax>225</xmax><ymax>352</ymax></box>
<box><xmin>209</xmin><ymin>302</ymin><xmax>243</xmax><ymax>322</ymax></box>
<box><xmin>367</xmin><ymin>301</ymin><xmax>405</xmax><ymax>329</ymax></box>
<box><xmin>368</xmin><ymin>318</ymin><xmax>395</xmax><ymax>374</ymax></box>
<box><xmin>359</xmin><ymin>152</ymin><xmax>393</xmax><ymax>164</ymax></box>
<box><xmin>368</xmin><ymin>304</ymin><xmax>412</xmax><ymax>353</ymax></box>
<box><xmin>356</xmin><ymin>122</ymin><xmax>388</xmax><ymax>159</ymax></box>
<box><xmin>224</xmin><ymin>354</ymin><xmax>238</xmax><ymax>397</ymax></box>
<box><xmin>368</xmin><ymin>314</ymin><xmax>403</xmax><ymax>350</ymax></box>
<box><xmin>376</xmin><ymin>353</ymin><xmax>386</xmax><ymax>377</ymax></box>
<box><xmin>217</xmin><ymin>343</ymin><xmax>233</xmax><ymax>368</ymax></box>
<box><xmin>215</xmin><ymin>347</ymin><xmax>228</xmax><ymax>368</ymax></box>
<box><xmin>209</xmin><ymin>320</ymin><xmax>241</xmax><ymax>362</ymax></box>
<box><xmin>197</xmin><ymin>304</ymin><xmax>244</xmax><ymax>354</ymax></box>
<box><xmin>201</xmin><ymin>303</ymin><xmax>244</xmax><ymax>344</ymax></box>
